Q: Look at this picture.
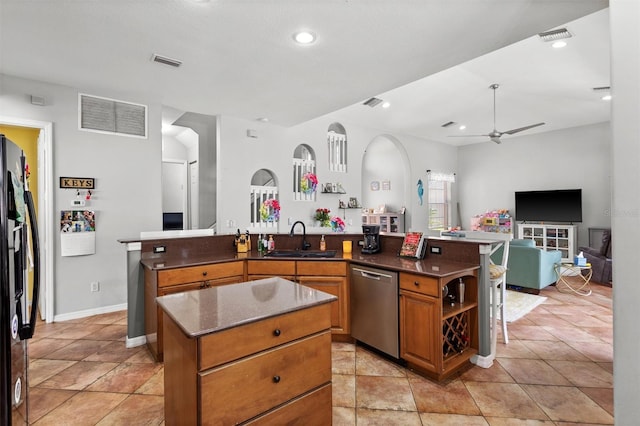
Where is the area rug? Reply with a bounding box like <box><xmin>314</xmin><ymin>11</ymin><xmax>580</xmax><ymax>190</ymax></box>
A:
<box><xmin>498</xmin><ymin>290</ymin><xmax>547</xmax><ymax>322</ymax></box>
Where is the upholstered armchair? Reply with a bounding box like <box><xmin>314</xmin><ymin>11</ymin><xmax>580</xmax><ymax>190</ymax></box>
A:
<box><xmin>494</xmin><ymin>239</ymin><xmax>562</xmax><ymax>291</ymax></box>
<box><xmin>578</xmin><ymin>229</ymin><xmax>612</xmax><ymax>284</ymax></box>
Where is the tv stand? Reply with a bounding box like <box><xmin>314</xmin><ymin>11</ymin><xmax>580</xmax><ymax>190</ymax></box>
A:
<box><xmin>517</xmin><ymin>223</ymin><xmax>577</xmax><ymax>262</ymax></box>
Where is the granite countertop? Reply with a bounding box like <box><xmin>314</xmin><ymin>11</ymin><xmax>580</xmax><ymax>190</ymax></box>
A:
<box><xmin>141</xmin><ymin>251</ymin><xmax>479</xmax><ymax>279</ymax></box>
<box><xmin>156</xmin><ymin>277</ymin><xmax>337</xmax><ymax>338</ymax></box>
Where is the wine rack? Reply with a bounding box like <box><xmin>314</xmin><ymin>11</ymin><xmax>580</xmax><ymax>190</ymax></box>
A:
<box><xmin>442</xmin><ymin>311</ymin><xmax>470</xmax><ymax>359</ymax></box>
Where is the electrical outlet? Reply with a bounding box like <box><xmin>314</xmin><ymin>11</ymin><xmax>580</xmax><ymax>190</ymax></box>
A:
<box><xmin>430</xmin><ymin>246</ymin><xmax>442</xmax><ymax>255</ymax></box>
<box><xmin>91</xmin><ymin>281</ymin><xmax>100</xmax><ymax>292</ymax></box>
<box><xmin>153</xmin><ymin>245</ymin><xmax>166</xmax><ymax>254</ymax></box>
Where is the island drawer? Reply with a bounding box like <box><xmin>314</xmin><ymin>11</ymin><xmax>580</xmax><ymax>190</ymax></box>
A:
<box><xmin>199</xmin><ymin>332</ymin><xmax>331</xmax><ymax>425</ymax></box>
<box><xmin>199</xmin><ymin>302</ymin><xmax>331</xmax><ymax>370</ymax></box>
<box><xmin>244</xmin><ymin>383</ymin><xmax>332</xmax><ymax>425</ymax></box>
<box><xmin>400</xmin><ymin>272</ymin><xmax>439</xmax><ymax>297</ymax></box>
<box><xmin>157</xmin><ymin>261</ymin><xmax>244</xmax><ymax>288</ymax></box>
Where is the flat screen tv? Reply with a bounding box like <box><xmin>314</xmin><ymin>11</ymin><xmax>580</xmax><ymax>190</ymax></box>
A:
<box><xmin>515</xmin><ymin>189</ymin><xmax>582</xmax><ymax>223</ymax></box>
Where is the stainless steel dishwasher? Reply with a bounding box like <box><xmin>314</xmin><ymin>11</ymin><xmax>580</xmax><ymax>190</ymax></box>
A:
<box><xmin>350</xmin><ymin>265</ymin><xmax>399</xmax><ymax>358</ymax></box>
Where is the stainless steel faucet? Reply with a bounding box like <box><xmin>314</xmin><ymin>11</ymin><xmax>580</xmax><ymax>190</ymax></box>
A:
<box><xmin>289</xmin><ymin>221</ymin><xmax>311</xmax><ymax>250</ymax></box>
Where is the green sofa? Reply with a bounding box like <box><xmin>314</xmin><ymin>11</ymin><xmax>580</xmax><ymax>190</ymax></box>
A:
<box><xmin>493</xmin><ymin>239</ymin><xmax>562</xmax><ymax>291</ymax></box>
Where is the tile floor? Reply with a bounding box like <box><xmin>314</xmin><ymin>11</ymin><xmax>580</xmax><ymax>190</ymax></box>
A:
<box><xmin>28</xmin><ymin>282</ymin><xmax>613</xmax><ymax>425</ymax></box>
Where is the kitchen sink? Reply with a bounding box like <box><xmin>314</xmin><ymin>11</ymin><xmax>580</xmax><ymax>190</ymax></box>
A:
<box><xmin>264</xmin><ymin>250</ymin><xmax>337</xmax><ymax>258</ymax></box>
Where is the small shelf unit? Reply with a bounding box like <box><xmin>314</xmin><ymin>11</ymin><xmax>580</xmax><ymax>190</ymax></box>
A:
<box><xmin>362</xmin><ymin>213</ymin><xmax>405</xmax><ymax>234</ymax></box>
<box><xmin>517</xmin><ymin>223</ymin><xmax>577</xmax><ymax>262</ymax></box>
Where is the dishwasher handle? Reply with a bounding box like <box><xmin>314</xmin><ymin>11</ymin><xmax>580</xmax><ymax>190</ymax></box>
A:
<box><xmin>352</xmin><ymin>267</ymin><xmax>394</xmax><ymax>280</ymax></box>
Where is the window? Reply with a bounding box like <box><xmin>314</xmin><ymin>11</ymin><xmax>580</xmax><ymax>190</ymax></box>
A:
<box><xmin>327</xmin><ymin>123</ymin><xmax>347</xmax><ymax>173</ymax></box>
<box><xmin>250</xmin><ymin>169</ymin><xmax>279</xmax><ymax>228</ymax></box>
<box><xmin>292</xmin><ymin>144</ymin><xmax>316</xmax><ymax>201</ymax></box>
<box><xmin>427</xmin><ymin>171</ymin><xmax>455</xmax><ymax>231</ymax></box>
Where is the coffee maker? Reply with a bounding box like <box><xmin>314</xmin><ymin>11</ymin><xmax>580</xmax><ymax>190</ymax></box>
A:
<box><xmin>361</xmin><ymin>225</ymin><xmax>381</xmax><ymax>254</ymax></box>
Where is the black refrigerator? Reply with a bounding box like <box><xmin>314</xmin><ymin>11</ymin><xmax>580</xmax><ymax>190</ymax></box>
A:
<box><xmin>0</xmin><ymin>134</ymin><xmax>40</xmax><ymax>425</ymax></box>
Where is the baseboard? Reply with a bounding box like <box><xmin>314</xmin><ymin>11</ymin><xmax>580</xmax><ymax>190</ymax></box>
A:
<box><xmin>53</xmin><ymin>303</ymin><xmax>127</xmax><ymax>323</ymax></box>
<box><xmin>470</xmin><ymin>353</ymin><xmax>495</xmax><ymax>369</ymax></box>
<box><xmin>126</xmin><ymin>335</ymin><xmax>147</xmax><ymax>348</ymax></box>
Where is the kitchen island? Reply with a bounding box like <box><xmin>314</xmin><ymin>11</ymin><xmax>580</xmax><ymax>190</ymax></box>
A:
<box><xmin>156</xmin><ymin>277</ymin><xmax>336</xmax><ymax>425</ymax></box>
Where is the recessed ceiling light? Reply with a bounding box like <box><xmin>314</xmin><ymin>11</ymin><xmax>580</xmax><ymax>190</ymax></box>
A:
<box><xmin>552</xmin><ymin>40</ymin><xmax>567</xmax><ymax>49</ymax></box>
<box><xmin>382</xmin><ymin>102</ymin><xmax>391</xmax><ymax>108</ymax></box>
<box><xmin>293</xmin><ymin>31</ymin><xmax>316</xmax><ymax>45</ymax></box>
<box><xmin>601</xmin><ymin>94</ymin><xmax>612</xmax><ymax>101</ymax></box>
<box><xmin>459</xmin><ymin>125</ymin><xmax>466</xmax><ymax>130</ymax></box>
<box><xmin>256</xmin><ymin>117</ymin><xmax>269</xmax><ymax>122</ymax></box>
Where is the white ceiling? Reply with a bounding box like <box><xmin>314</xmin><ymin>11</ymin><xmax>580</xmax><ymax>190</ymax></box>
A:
<box><xmin>0</xmin><ymin>0</ymin><xmax>609</xmax><ymax>146</ymax></box>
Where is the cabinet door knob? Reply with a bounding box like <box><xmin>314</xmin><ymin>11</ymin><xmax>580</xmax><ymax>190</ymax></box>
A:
<box><xmin>414</xmin><ymin>281</ymin><xmax>419</xmax><ymax>286</ymax></box>
<box><xmin>273</xmin><ymin>329</ymin><xmax>281</xmax><ymax>337</ymax></box>
<box><xmin>272</xmin><ymin>375</ymin><xmax>281</xmax><ymax>383</ymax></box>
<box><xmin>202</xmin><ymin>271</ymin><xmax>208</xmax><ymax>276</ymax></box>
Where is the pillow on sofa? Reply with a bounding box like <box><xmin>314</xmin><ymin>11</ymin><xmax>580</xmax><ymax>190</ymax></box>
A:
<box><xmin>600</xmin><ymin>230</ymin><xmax>612</xmax><ymax>257</ymax></box>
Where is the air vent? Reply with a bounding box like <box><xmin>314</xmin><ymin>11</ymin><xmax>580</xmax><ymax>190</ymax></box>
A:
<box><xmin>79</xmin><ymin>94</ymin><xmax>147</xmax><ymax>138</ymax></box>
<box><xmin>362</xmin><ymin>97</ymin><xmax>383</xmax><ymax>108</ymax></box>
<box><xmin>441</xmin><ymin>121</ymin><xmax>456</xmax><ymax>128</ymax></box>
<box><xmin>151</xmin><ymin>54</ymin><xmax>183</xmax><ymax>68</ymax></box>
<box><xmin>538</xmin><ymin>28</ymin><xmax>572</xmax><ymax>42</ymax></box>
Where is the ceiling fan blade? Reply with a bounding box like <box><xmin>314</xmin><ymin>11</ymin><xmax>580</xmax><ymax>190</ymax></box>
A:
<box><xmin>502</xmin><ymin>122</ymin><xmax>545</xmax><ymax>135</ymax></box>
<box><xmin>447</xmin><ymin>134</ymin><xmax>491</xmax><ymax>138</ymax></box>
<box><xmin>490</xmin><ymin>136</ymin><xmax>502</xmax><ymax>144</ymax></box>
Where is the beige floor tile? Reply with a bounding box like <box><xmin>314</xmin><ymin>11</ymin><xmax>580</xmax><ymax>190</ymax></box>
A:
<box><xmin>332</xmin><ymin>373</ymin><xmax>355</xmax><ymax>408</ymax></box>
<box><xmin>485</xmin><ymin>418</ymin><xmax>555</xmax><ymax>425</ymax></box>
<box><xmin>332</xmin><ymin>348</ymin><xmax>356</xmax><ymax>374</ymax></box>
<box><xmin>32</xmin><ymin>391</ymin><xmax>127</xmax><ymax>425</ymax></box>
<box><xmin>566</xmin><ymin>340</ymin><xmax>614</xmax><ymax>362</ymax></box>
<box><xmin>135</xmin><ymin>368</ymin><xmax>164</xmax><ymax>395</ymax></box>
<box><xmin>521</xmin><ymin>384</ymin><xmax>614</xmax><ymax>424</ymax></box>
<box><xmin>546</xmin><ymin>360</ymin><xmax>613</xmax><ymax>388</ymax></box>
<box><xmin>82</xmin><ymin>324</ymin><xmax>128</xmax><ymax>341</ymax></box>
<box><xmin>95</xmin><ymin>394</ymin><xmax>164</xmax><ymax>425</ymax></box>
<box><xmin>410</xmin><ymin>376</ymin><xmax>481</xmax><ymax>415</ymax></box>
<box><xmin>356</xmin><ymin>376</ymin><xmax>416</xmax><ymax>411</ymax></box>
<box><xmin>53</xmin><ymin>323</ymin><xmax>107</xmax><ymax>340</ymax></box>
<box><xmin>125</xmin><ymin>347</ymin><xmax>157</xmax><ymax>364</ymax></box>
<box><xmin>355</xmin><ymin>347</ymin><xmax>406</xmax><ymax>377</ymax></box>
<box><xmin>29</xmin><ymin>359</ymin><xmax>76</xmax><ymax>386</ymax></box>
<box><xmin>356</xmin><ymin>408</ymin><xmax>422</xmax><ymax>425</ymax></box>
<box><xmin>86</xmin><ymin>362</ymin><xmax>163</xmax><ymax>393</ymax></box>
<box><xmin>542</xmin><ymin>325</ymin><xmax>603</xmax><ymax>343</ymax></box>
<box><xmin>497</xmin><ymin>358</ymin><xmax>571</xmax><ymax>386</ymax></box>
<box><xmin>45</xmin><ymin>339</ymin><xmax>111</xmax><ymax>361</ymax></box>
<box><xmin>332</xmin><ymin>406</ymin><xmax>355</xmax><ymax>426</ymax></box>
<box><xmin>421</xmin><ymin>412</ymin><xmax>490</xmax><ymax>425</ymax></box>
<box><xmin>464</xmin><ymin>382</ymin><xmax>549</xmax><ymax>420</ymax></box>
<box><xmin>520</xmin><ymin>339</ymin><xmax>590</xmax><ymax>361</ymax></box>
<box><xmin>37</xmin><ymin>361</ymin><xmax>118</xmax><ymax>391</ymax></box>
<box><xmin>83</xmin><ymin>340</ymin><xmax>145</xmax><ymax>362</ymax></box>
<box><xmin>459</xmin><ymin>362</ymin><xmax>515</xmax><ymax>384</ymax></box>
<box><xmin>579</xmin><ymin>387</ymin><xmax>614</xmax><ymax>415</ymax></box>
<box><xmin>495</xmin><ymin>339</ymin><xmax>539</xmax><ymax>359</ymax></box>
<box><xmin>28</xmin><ymin>388</ymin><xmax>77</xmax><ymax>423</ymax></box>
<box><xmin>28</xmin><ymin>338</ymin><xmax>74</xmax><ymax>359</ymax></box>
<box><xmin>507</xmin><ymin>325</ymin><xmax>559</xmax><ymax>341</ymax></box>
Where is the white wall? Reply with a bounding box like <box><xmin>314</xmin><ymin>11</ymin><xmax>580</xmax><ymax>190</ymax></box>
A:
<box><xmin>216</xmin><ymin>114</ymin><xmax>459</xmax><ymax>235</ymax></box>
<box><xmin>610</xmin><ymin>0</ymin><xmax>639</xmax><ymax>422</ymax></box>
<box><xmin>0</xmin><ymin>73</ymin><xmax>163</xmax><ymax>317</ymax></box>
<box><xmin>457</xmin><ymin>122</ymin><xmax>611</xmax><ymax>246</ymax></box>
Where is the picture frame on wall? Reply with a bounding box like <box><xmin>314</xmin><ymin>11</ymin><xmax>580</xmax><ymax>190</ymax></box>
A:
<box><xmin>382</xmin><ymin>180</ymin><xmax>391</xmax><ymax>191</ymax></box>
<box><xmin>370</xmin><ymin>181</ymin><xmax>380</xmax><ymax>191</ymax></box>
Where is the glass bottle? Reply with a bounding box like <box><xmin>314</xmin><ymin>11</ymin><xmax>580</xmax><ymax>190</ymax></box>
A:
<box><xmin>320</xmin><ymin>235</ymin><xmax>326</xmax><ymax>251</ymax></box>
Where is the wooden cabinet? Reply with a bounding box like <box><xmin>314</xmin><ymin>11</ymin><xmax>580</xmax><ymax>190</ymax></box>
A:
<box><xmin>144</xmin><ymin>261</ymin><xmax>245</xmax><ymax>361</ymax></box>
<box><xmin>248</xmin><ymin>260</ymin><xmax>350</xmax><ymax>338</ymax></box>
<box><xmin>296</xmin><ymin>261</ymin><xmax>349</xmax><ymax>337</ymax></box>
<box><xmin>162</xmin><ymin>294</ymin><xmax>332</xmax><ymax>425</ymax></box>
<box><xmin>247</xmin><ymin>259</ymin><xmax>296</xmax><ymax>281</ymax></box>
<box><xmin>517</xmin><ymin>223</ymin><xmax>577</xmax><ymax>262</ymax></box>
<box><xmin>399</xmin><ymin>270</ymin><xmax>478</xmax><ymax>381</ymax></box>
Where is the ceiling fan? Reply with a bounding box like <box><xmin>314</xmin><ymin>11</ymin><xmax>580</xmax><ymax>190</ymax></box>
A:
<box><xmin>451</xmin><ymin>83</ymin><xmax>545</xmax><ymax>144</ymax></box>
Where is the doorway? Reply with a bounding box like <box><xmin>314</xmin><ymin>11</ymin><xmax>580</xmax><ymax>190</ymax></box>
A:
<box><xmin>0</xmin><ymin>117</ymin><xmax>54</xmax><ymax>323</ymax></box>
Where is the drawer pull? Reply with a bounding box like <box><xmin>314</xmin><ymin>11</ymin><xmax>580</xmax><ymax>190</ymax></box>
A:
<box><xmin>273</xmin><ymin>329</ymin><xmax>281</xmax><ymax>337</ymax></box>
<box><xmin>414</xmin><ymin>281</ymin><xmax>420</xmax><ymax>286</ymax></box>
<box><xmin>272</xmin><ymin>375</ymin><xmax>281</xmax><ymax>383</ymax></box>
<box><xmin>202</xmin><ymin>271</ymin><xmax>208</xmax><ymax>276</ymax></box>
